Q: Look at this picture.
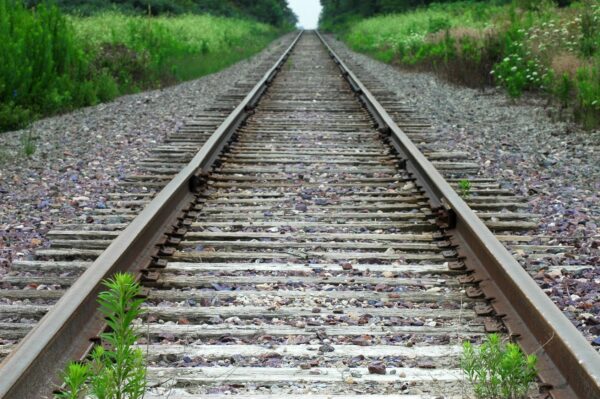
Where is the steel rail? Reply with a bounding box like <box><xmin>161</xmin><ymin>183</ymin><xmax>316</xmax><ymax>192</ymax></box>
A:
<box><xmin>316</xmin><ymin>30</ymin><xmax>600</xmax><ymax>399</ymax></box>
<box><xmin>0</xmin><ymin>30</ymin><xmax>304</xmax><ymax>399</ymax></box>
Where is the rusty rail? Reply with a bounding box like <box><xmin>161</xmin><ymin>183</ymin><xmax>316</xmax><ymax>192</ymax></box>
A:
<box><xmin>316</xmin><ymin>30</ymin><xmax>600</xmax><ymax>399</ymax></box>
<box><xmin>0</xmin><ymin>31</ymin><xmax>303</xmax><ymax>399</ymax></box>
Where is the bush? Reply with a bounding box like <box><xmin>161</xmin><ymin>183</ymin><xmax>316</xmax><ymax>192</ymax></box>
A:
<box><xmin>0</xmin><ymin>102</ymin><xmax>31</xmax><ymax>131</ymax></box>
<box><xmin>492</xmin><ymin>52</ymin><xmax>549</xmax><ymax>97</ymax></box>
<box><xmin>0</xmin><ymin>1</ymin><xmax>282</xmax><ymax>133</ymax></box>
<box><xmin>0</xmin><ymin>0</ymin><xmax>91</xmax><ymax>131</ymax></box>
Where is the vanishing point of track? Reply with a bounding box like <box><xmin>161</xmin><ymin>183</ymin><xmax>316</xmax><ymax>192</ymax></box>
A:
<box><xmin>0</xmin><ymin>32</ymin><xmax>599</xmax><ymax>398</ymax></box>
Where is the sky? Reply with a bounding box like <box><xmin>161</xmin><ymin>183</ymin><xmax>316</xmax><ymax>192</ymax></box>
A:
<box><xmin>287</xmin><ymin>0</ymin><xmax>322</xmax><ymax>29</ymax></box>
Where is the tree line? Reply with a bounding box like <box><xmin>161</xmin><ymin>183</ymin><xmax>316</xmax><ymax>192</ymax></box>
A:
<box><xmin>25</xmin><ymin>0</ymin><xmax>297</xmax><ymax>26</ymax></box>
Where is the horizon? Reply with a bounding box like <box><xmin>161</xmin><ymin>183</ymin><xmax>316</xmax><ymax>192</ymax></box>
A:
<box><xmin>287</xmin><ymin>0</ymin><xmax>322</xmax><ymax>29</ymax></box>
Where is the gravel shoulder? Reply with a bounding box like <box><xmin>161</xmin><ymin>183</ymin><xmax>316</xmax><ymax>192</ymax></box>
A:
<box><xmin>0</xmin><ymin>35</ymin><xmax>291</xmax><ymax>273</ymax></box>
<box><xmin>329</xmin><ymin>37</ymin><xmax>600</xmax><ymax>344</ymax></box>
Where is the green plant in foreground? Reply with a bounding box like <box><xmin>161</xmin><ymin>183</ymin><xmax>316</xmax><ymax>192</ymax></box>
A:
<box><xmin>462</xmin><ymin>334</ymin><xmax>537</xmax><ymax>399</ymax></box>
<box><xmin>55</xmin><ymin>273</ymin><xmax>146</xmax><ymax>399</ymax></box>
<box><xmin>458</xmin><ymin>179</ymin><xmax>472</xmax><ymax>199</ymax></box>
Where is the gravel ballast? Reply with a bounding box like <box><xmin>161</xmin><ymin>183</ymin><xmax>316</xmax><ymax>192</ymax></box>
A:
<box><xmin>1</xmin><ymin>32</ymin><xmax>598</xmax><ymax>345</ymax></box>
<box><xmin>0</xmin><ymin>36</ymin><xmax>292</xmax><ymax>274</ymax></box>
<box><xmin>328</xmin><ymin>37</ymin><xmax>600</xmax><ymax>344</ymax></box>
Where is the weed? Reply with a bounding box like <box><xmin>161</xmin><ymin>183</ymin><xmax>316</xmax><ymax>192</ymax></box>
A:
<box><xmin>54</xmin><ymin>273</ymin><xmax>146</xmax><ymax>399</ymax></box>
<box><xmin>462</xmin><ymin>334</ymin><xmax>537</xmax><ymax>399</ymax></box>
<box><xmin>574</xmin><ymin>66</ymin><xmax>600</xmax><ymax>129</ymax></box>
<box><xmin>458</xmin><ymin>179</ymin><xmax>472</xmax><ymax>199</ymax></box>
<box><xmin>55</xmin><ymin>363</ymin><xmax>90</xmax><ymax>399</ymax></box>
<box><xmin>20</xmin><ymin>129</ymin><xmax>36</xmax><ymax>157</ymax></box>
<box><xmin>579</xmin><ymin>8</ymin><xmax>598</xmax><ymax>57</ymax></box>
<box><xmin>556</xmin><ymin>73</ymin><xmax>573</xmax><ymax>108</ymax></box>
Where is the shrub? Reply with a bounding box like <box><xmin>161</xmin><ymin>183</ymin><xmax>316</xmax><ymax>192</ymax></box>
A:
<box><xmin>0</xmin><ymin>102</ymin><xmax>31</xmax><ymax>131</ymax></box>
<box><xmin>492</xmin><ymin>52</ymin><xmax>549</xmax><ymax>97</ymax></box>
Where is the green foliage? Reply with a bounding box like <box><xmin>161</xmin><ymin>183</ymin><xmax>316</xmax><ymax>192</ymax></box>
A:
<box><xmin>0</xmin><ymin>0</ymin><xmax>281</xmax><ymax>133</ymax></box>
<box><xmin>319</xmin><ymin>0</ymin><xmax>510</xmax><ymax>33</ymax></box>
<box><xmin>574</xmin><ymin>67</ymin><xmax>600</xmax><ymax>129</ymax></box>
<box><xmin>0</xmin><ymin>103</ymin><xmax>31</xmax><ymax>131</ymax></box>
<box><xmin>72</xmin><ymin>11</ymin><xmax>279</xmax><ymax>82</ymax></box>
<box><xmin>0</xmin><ymin>0</ymin><xmax>90</xmax><ymax>131</ymax></box>
<box><xmin>514</xmin><ymin>0</ymin><xmax>557</xmax><ymax>11</ymax></box>
<box><xmin>556</xmin><ymin>73</ymin><xmax>573</xmax><ymax>107</ymax></box>
<box><xmin>579</xmin><ymin>6</ymin><xmax>599</xmax><ymax>57</ymax></box>
<box><xmin>492</xmin><ymin>52</ymin><xmax>550</xmax><ymax>98</ymax></box>
<box><xmin>461</xmin><ymin>334</ymin><xmax>537</xmax><ymax>399</ymax></box>
<box><xmin>26</xmin><ymin>0</ymin><xmax>297</xmax><ymax>27</ymax></box>
<box><xmin>55</xmin><ymin>363</ymin><xmax>89</xmax><ymax>399</ymax></box>
<box><xmin>20</xmin><ymin>130</ymin><xmax>36</xmax><ymax>157</ymax></box>
<box><xmin>458</xmin><ymin>179</ymin><xmax>472</xmax><ymax>198</ymax></box>
<box><xmin>428</xmin><ymin>15</ymin><xmax>451</xmax><ymax>33</ymax></box>
<box><xmin>54</xmin><ymin>273</ymin><xmax>146</xmax><ymax>399</ymax></box>
<box><xmin>338</xmin><ymin>0</ymin><xmax>600</xmax><ymax>128</ymax></box>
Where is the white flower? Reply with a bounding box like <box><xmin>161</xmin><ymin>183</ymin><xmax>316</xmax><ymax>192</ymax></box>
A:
<box><xmin>511</xmin><ymin>66</ymin><xmax>518</xmax><ymax>72</ymax></box>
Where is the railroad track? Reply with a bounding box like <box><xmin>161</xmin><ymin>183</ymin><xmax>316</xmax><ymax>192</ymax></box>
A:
<box><xmin>324</xmin><ymin>37</ymin><xmax>593</xmax><ymax>279</ymax></box>
<box><xmin>0</xmin><ymin>31</ymin><xmax>599</xmax><ymax>398</ymax></box>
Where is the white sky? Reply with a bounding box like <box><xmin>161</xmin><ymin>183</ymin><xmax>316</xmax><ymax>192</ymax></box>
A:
<box><xmin>287</xmin><ymin>0</ymin><xmax>322</xmax><ymax>29</ymax></box>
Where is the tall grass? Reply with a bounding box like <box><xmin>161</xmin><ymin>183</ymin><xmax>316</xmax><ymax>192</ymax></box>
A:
<box><xmin>0</xmin><ymin>0</ymin><xmax>282</xmax><ymax>132</ymax></box>
<box><xmin>343</xmin><ymin>1</ymin><xmax>600</xmax><ymax>129</ymax></box>
<box><xmin>71</xmin><ymin>13</ymin><xmax>279</xmax><ymax>83</ymax></box>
